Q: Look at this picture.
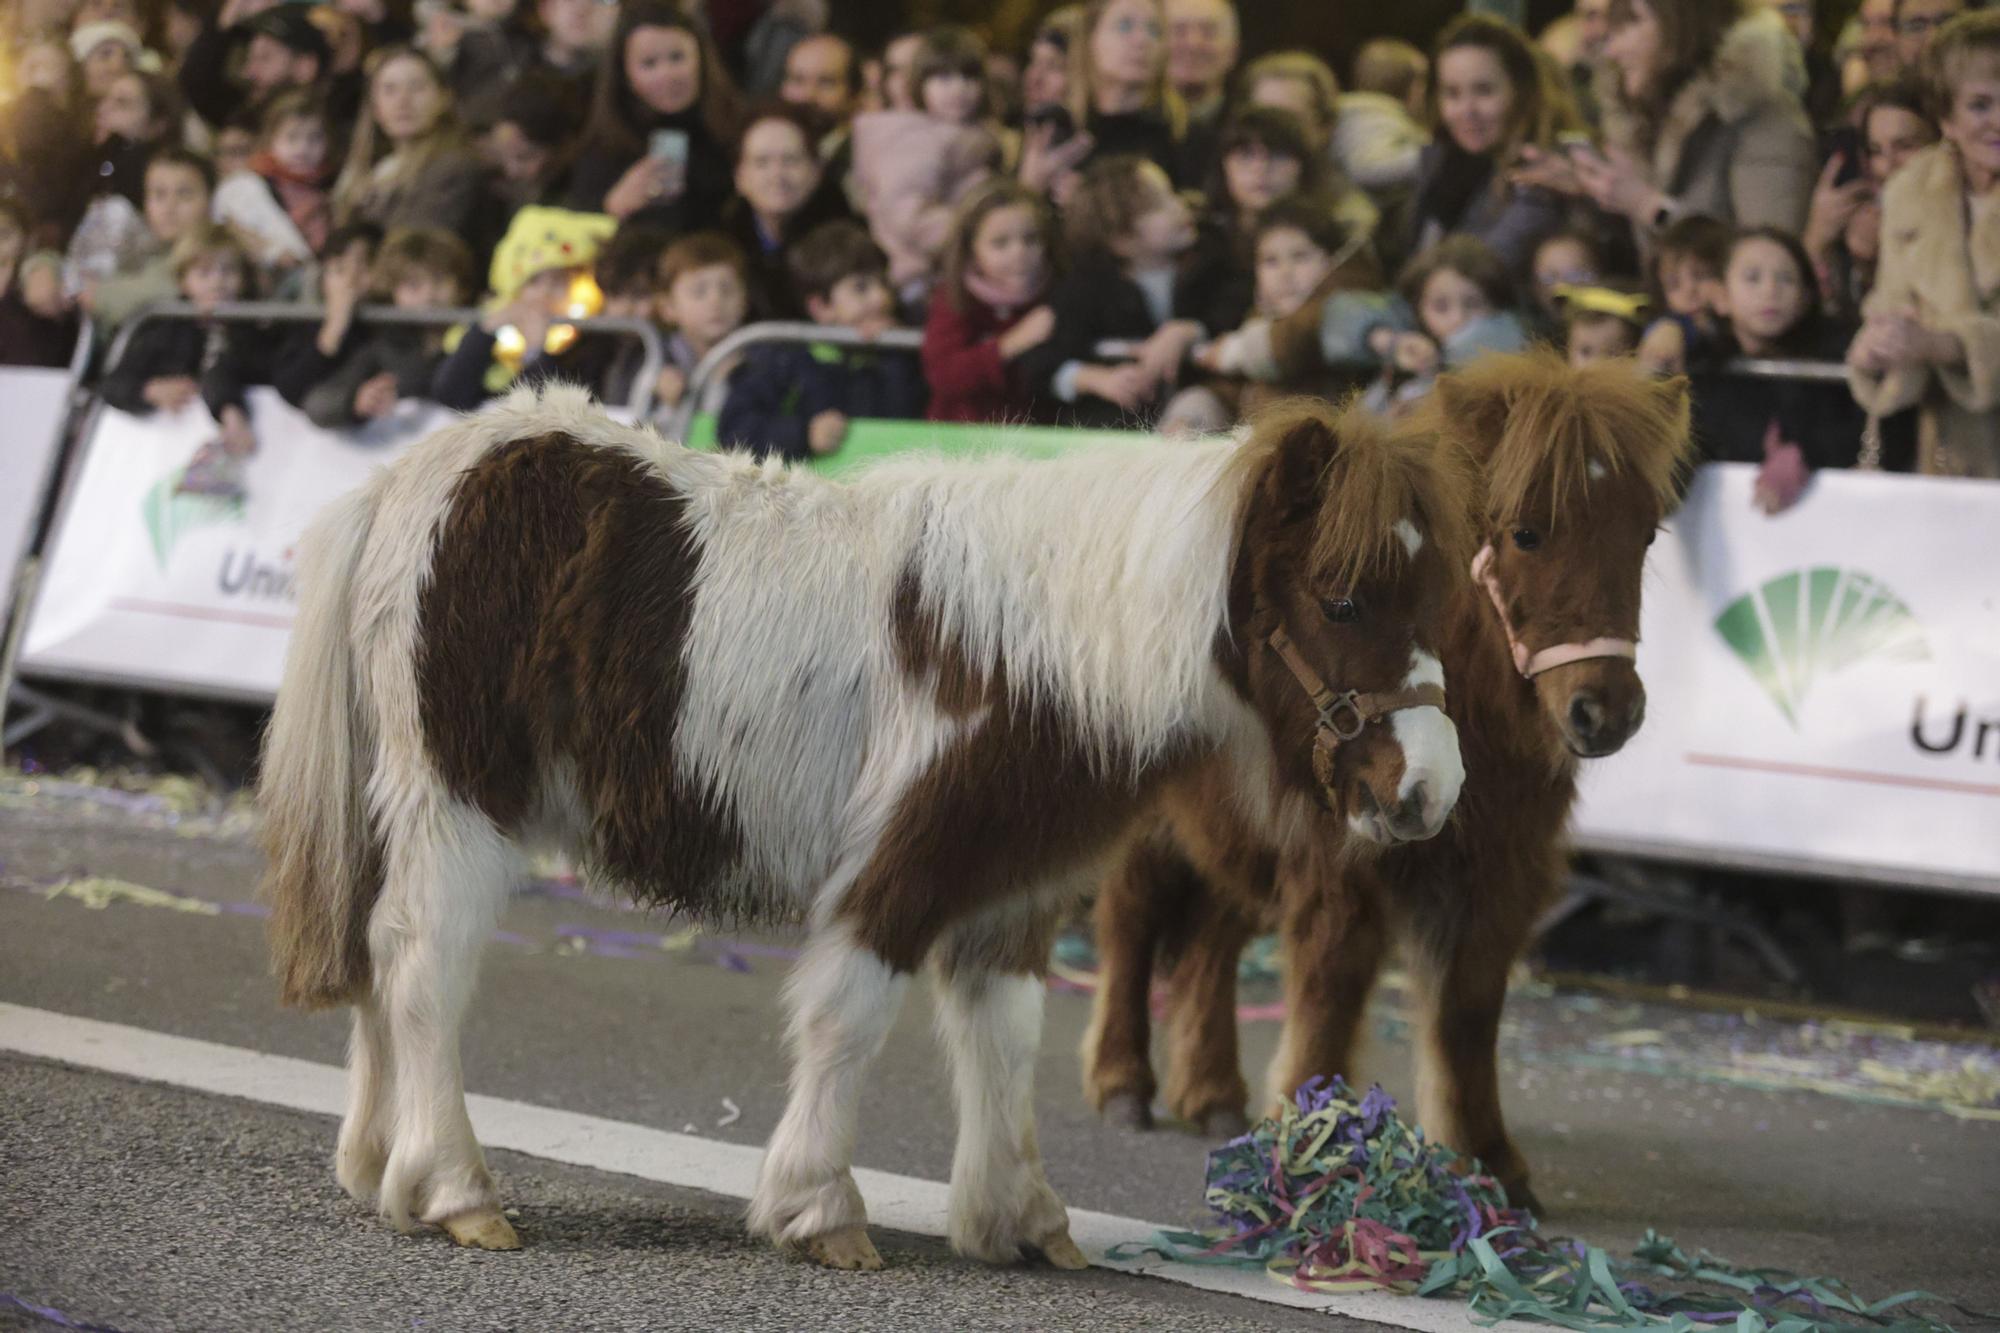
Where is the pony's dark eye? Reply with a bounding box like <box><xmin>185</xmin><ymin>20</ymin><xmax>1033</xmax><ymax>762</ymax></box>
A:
<box><xmin>1511</xmin><ymin>529</ymin><xmax>1541</xmax><ymax>551</ymax></box>
<box><xmin>1321</xmin><ymin>597</ymin><xmax>1361</xmax><ymax>624</ymax></box>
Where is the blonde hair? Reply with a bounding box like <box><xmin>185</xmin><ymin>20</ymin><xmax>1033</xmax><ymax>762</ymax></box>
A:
<box><xmin>171</xmin><ymin>222</ymin><xmax>250</xmax><ymax>282</ymax></box>
<box><xmin>1925</xmin><ymin>9</ymin><xmax>2000</xmax><ymax>123</ymax></box>
<box><xmin>332</xmin><ymin>46</ymin><xmax>468</xmax><ymax>223</ymax></box>
<box><xmin>1068</xmin><ymin>0</ymin><xmax>1187</xmax><ymax>140</ymax></box>
<box><xmin>1241</xmin><ymin>50</ymin><xmax>1341</xmax><ymax>144</ymax></box>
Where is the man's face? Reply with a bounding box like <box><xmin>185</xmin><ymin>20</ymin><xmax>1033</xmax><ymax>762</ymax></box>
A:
<box><xmin>781</xmin><ymin>35</ymin><xmax>856</xmax><ymax>121</ymax></box>
<box><xmin>1165</xmin><ymin>0</ymin><xmax>1237</xmax><ymax>100</ymax></box>
<box><xmin>1896</xmin><ymin>0</ymin><xmax>1966</xmax><ymax>71</ymax></box>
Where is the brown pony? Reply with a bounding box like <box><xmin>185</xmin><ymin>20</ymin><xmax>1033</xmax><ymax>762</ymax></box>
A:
<box><xmin>1081</xmin><ymin>352</ymin><xmax>1692</xmax><ymax>1210</ymax></box>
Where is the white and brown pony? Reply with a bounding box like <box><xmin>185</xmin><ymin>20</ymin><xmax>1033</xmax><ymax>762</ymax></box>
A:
<box><xmin>1081</xmin><ymin>353</ymin><xmax>1693</xmax><ymax>1212</ymax></box>
<box><xmin>259</xmin><ymin>384</ymin><xmax>1473</xmax><ymax>1270</ymax></box>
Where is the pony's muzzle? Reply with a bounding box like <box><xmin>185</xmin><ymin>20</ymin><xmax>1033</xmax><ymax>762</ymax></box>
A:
<box><xmin>1357</xmin><ymin>771</ymin><xmax>1453</xmax><ymax>843</ymax></box>
<box><xmin>1563</xmin><ymin>687</ymin><xmax>1646</xmax><ymax>757</ymax></box>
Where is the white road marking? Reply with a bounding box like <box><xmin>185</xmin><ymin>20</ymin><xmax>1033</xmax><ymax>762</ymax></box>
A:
<box><xmin>0</xmin><ymin>1003</ymin><xmax>1529</xmax><ymax>1332</ymax></box>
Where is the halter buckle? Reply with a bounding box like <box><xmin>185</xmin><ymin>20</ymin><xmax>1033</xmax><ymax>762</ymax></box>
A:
<box><xmin>1319</xmin><ymin>690</ymin><xmax>1368</xmax><ymax>742</ymax></box>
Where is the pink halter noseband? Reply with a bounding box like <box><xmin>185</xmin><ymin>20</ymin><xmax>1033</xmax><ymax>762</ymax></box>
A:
<box><xmin>1470</xmin><ymin>544</ymin><xmax>1637</xmax><ymax>680</ymax></box>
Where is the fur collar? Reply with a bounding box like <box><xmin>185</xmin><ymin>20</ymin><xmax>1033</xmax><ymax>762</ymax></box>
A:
<box><xmin>1598</xmin><ymin>9</ymin><xmax>1805</xmax><ymax>169</ymax></box>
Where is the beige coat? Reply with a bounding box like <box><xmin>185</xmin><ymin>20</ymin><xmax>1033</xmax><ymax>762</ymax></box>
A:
<box><xmin>1597</xmin><ymin>9</ymin><xmax>1816</xmax><ymax>239</ymax></box>
<box><xmin>1849</xmin><ymin>143</ymin><xmax>2000</xmax><ymax>478</ymax></box>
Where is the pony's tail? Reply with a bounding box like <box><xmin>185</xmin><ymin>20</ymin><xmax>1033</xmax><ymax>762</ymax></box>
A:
<box><xmin>258</xmin><ymin>480</ymin><xmax>385</xmax><ymax>1010</ymax></box>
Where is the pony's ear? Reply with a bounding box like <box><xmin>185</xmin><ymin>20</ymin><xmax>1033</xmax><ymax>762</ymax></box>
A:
<box><xmin>1649</xmin><ymin>373</ymin><xmax>1692</xmax><ymax>427</ymax></box>
<box><xmin>1263</xmin><ymin>413</ymin><xmax>1338</xmax><ymax>516</ymax></box>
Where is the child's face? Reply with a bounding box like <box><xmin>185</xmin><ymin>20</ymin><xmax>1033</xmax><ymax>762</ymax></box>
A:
<box><xmin>487</xmin><ymin>121</ymin><xmax>553</xmax><ymax>184</ymax></box>
<box><xmin>810</xmin><ymin>271</ymin><xmax>894</xmax><ymax>328</ymax></box>
<box><xmin>970</xmin><ymin>203</ymin><xmax>1047</xmax><ymax>290</ymax></box>
<box><xmin>271</xmin><ymin>116</ymin><xmax>329</xmax><ymax>175</ymax></box>
<box><xmin>93</xmin><ymin>71</ymin><xmax>153</xmax><ymax>143</ymax></box>
<box><xmin>1532</xmin><ymin>237</ymin><xmax>1597</xmax><ymax>313</ymax></box>
<box><xmin>1418</xmin><ymin>266</ymin><xmax>1491</xmax><ymax>343</ymax></box>
<box><xmin>81</xmin><ymin>37</ymin><xmax>133</xmax><ymax>98</ymax></box>
<box><xmin>1119</xmin><ymin>166</ymin><xmax>1196</xmax><ymax>263</ymax></box>
<box><xmin>1721</xmin><ymin>237</ymin><xmax>1808</xmax><ymax>350</ymax></box>
<box><xmin>1567</xmin><ymin>314</ymin><xmax>1635</xmax><ymax>366</ymax></box>
<box><xmin>393</xmin><ymin>270</ymin><xmax>460</xmax><ymax>309</ymax></box>
<box><xmin>1659</xmin><ymin>253</ymin><xmax>1720</xmax><ymax>319</ymax></box>
<box><xmin>921</xmin><ymin>69</ymin><xmax>982</xmax><ymax>123</ymax></box>
<box><xmin>1254</xmin><ymin>224</ymin><xmax>1333</xmax><ymax>319</ymax></box>
<box><xmin>659</xmin><ymin>262</ymin><xmax>748</xmax><ymax>348</ymax></box>
<box><xmin>215</xmin><ymin>126</ymin><xmax>256</xmax><ymax>180</ymax></box>
<box><xmin>1222</xmin><ymin>141</ymin><xmax>1302</xmax><ymax>215</ymax></box>
<box><xmin>182</xmin><ymin>254</ymin><xmax>244</xmax><ymax>308</ymax></box>
<box><xmin>144</xmin><ymin>163</ymin><xmax>211</xmax><ymax>243</ymax></box>
<box><xmin>735</xmin><ymin>119</ymin><xmax>821</xmax><ymax>223</ymax></box>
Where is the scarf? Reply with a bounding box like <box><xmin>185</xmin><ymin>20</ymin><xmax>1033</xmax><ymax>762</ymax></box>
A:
<box><xmin>962</xmin><ymin>265</ymin><xmax>1047</xmax><ymax>319</ymax></box>
<box><xmin>251</xmin><ymin>151</ymin><xmax>332</xmax><ymax>255</ymax></box>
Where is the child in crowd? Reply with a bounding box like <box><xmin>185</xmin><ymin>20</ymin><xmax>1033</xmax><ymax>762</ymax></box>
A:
<box><xmin>100</xmin><ymin>225</ymin><xmax>264</xmax><ymax>498</ymax></box>
<box><xmin>431</xmin><ymin>206</ymin><xmax>617</xmax><ymax>408</ymax></box>
<box><xmin>0</xmin><ymin>202</ymin><xmax>78</xmax><ymax>366</ymax></box>
<box><xmin>1685</xmin><ymin>227</ymin><xmax>1864</xmax><ymax>512</ymax></box>
<box><xmin>80</xmin><ymin>146</ymin><xmax>216</xmax><ymax>330</ymax></box>
<box><xmin>287</xmin><ymin>228</ymin><xmax>474</xmax><ymax>429</ymax></box>
<box><xmin>921</xmin><ymin>178</ymin><xmax>1058</xmax><ymax>423</ymax></box>
<box><xmin>1181</xmin><ymin>196</ymin><xmax>1372</xmax><ymax>429</ymax></box>
<box><xmin>1018</xmin><ymin>155</ymin><xmax>1206</xmax><ymax>428</ymax></box>
<box><xmin>582</xmin><ymin>220</ymin><xmax>674</xmax><ymax>409</ymax></box>
<box><xmin>1314</xmin><ymin>234</ymin><xmax>1527</xmax><ymax>417</ymax></box>
<box><xmin>1529</xmin><ymin>229</ymin><xmax>1604</xmax><ymax>333</ymax></box>
<box><xmin>1636</xmin><ymin>215</ymin><xmax>1731</xmax><ymax>374</ymax></box>
<box><xmin>718</xmin><ymin>219</ymin><xmax>925</xmax><ymax>461</ymax></box>
<box><xmin>850</xmin><ymin>26</ymin><xmax>1005</xmax><ymax>317</ymax></box>
<box><xmin>213</xmin><ymin>90</ymin><xmax>334</xmax><ymax>272</ymax></box>
<box><xmin>654</xmin><ymin>230</ymin><xmax>751</xmax><ymax>415</ymax></box>
<box><xmin>1558</xmin><ymin>286</ymin><xmax>1649</xmax><ymax>366</ymax></box>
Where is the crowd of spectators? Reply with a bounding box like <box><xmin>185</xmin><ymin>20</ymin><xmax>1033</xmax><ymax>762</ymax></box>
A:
<box><xmin>2</xmin><ymin>0</ymin><xmax>1996</xmax><ymax>494</ymax></box>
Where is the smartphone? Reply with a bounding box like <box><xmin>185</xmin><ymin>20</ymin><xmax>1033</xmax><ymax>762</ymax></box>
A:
<box><xmin>648</xmin><ymin>128</ymin><xmax>690</xmax><ymax>167</ymax></box>
<box><xmin>1821</xmin><ymin>125</ymin><xmax>1865</xmax><ymax>186</ymax></box>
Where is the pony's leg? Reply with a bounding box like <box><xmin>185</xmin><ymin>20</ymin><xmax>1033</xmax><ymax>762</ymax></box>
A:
<box><xmin>1158</xmin><ymin>889</ymin><xmax>1257</xmax><ymax>1136</ymax></box>
<box><xmin>748</xmin><ymin>925</ymin><xmax>909</xmax><ymax>1270</ymax></box>
<box><xmin>931</xmin><ymin>902</ymin><xmax>1085</xmax><ymax>1269</ymax></box>
<box><xmin>1408</xmin><ymin>906</ymin><xmax>1539</xmax><ymax>1212</ymax></box>
<box><xmin>370</xmin><ymin>792</ymin><xmax>520</xmax><ymax>1249</ymax></box>
<box><xmin>334</xmin><ymin>996</ymin><xmax>393</xmax><ymax>1201</ymax></box>
<box><xmin>1263</xmin><ymin>858</ymin><xmax>1386</xmax><ymax>1116</ymax></box>
<box><xmin>1080</xmin><ymin>833</ymin><xmax>1190</xmax><ymax>1129</ymax></box>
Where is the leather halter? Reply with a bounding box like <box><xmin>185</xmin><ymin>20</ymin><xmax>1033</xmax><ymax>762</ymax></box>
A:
<box><xmin>1470</xmin><ymin>543</ymin><xmax>1636</xmax><ymax>680</ymax></box>
<box><xmin>1265</xmin><ymin>626</ymin><xmax>1448</xmax><ymax>796</ymax></box>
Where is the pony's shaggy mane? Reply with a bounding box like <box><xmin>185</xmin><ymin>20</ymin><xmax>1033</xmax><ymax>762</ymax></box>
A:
<box><xmin>1419</xmin><ymin>350</ymin><xmax>1693</xmax><ymax>529</ymax></box>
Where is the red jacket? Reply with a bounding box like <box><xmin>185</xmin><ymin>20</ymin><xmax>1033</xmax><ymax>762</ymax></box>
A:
<box><xmin>922</xmin><ymin>292</ymin><xmax>1044</xmax><ymax>424</ymax></box>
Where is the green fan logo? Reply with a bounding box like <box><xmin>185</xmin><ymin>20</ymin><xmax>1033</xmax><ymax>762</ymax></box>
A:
<box><xmin>1713</xmin><ymin>568</ymin><xmax>1929</xmax><ymax>727</ymax></box>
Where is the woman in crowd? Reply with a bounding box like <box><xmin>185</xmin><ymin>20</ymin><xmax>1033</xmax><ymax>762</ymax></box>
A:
<box><xmin>1525</xmin><ymin>0</ymin><xmax>1817</xmax><ymax>251</ymax></box>
<box><xmin>562</xmin><ymin>2</ymin><xmax>741</xmax><ymax>232</ymax></box>
<box><xmin>331</xmin><ymin>46</ymin><xmax>485</xmax><ymax>240</ymax></box>
<box><xmin>1849</xmin><ymin>10</ymin><xmax>2000</xmax><ymax>478</ymax></box>
<box><xmin>1407</xmin><ymin>14</ymin><xmax>1579</xmax><ymax>281</ymax></box>
<box><xmin>1804</xmin><ymin>78</ymin><xmax>1938</xmax><ymax>321</ymax></box>
<box><xmin>719</xmin><ymin>102</ymin><xmax>851</xmax><ymax>319</ymax></box>
<box><xmin>1065</xmin><ymin>0</ymin><xmax>1199</xmax><ymax>189</ymax></box>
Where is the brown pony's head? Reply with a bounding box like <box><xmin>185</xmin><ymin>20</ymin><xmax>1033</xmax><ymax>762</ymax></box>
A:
<box><xmin>1426</xmin><ymin>351</ymin><xmax>1693</xmax><ymax>758</ymax></box>
<box><xmin>1225</xmin><ymin>400</ymin><xmax>1477</xmax><ymax>844</ymax></box>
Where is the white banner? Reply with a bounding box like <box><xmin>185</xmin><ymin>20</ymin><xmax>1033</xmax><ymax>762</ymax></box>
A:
<box><xmin>1572</xmin><ymin>465</ymin><xmax>2000</xmax><ymax>894</ymax></box>
<box><xmin>19</xmin><ymin>391</ymin><xmax>453</xmax><ymax>698</ymax></box>
<box><xmin>1</xmin><ymin>367</ymin><xmax>75</xmax><ymax>594</ymax></box>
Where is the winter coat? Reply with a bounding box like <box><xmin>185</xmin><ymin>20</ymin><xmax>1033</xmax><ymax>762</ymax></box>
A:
<box><xmin>285</xmin><ymin>326</ymin><xmax>445</xmax><ymax>429</ymax></box>
<box><xmin>921</xmin><ymin>291</ymin><xmax>1049</xmax><ymax>424</ymax></box>
<box><xmin>849</xmin><ymin>111</ymin><xmax>1000</xmax><ymax>293</ymax></box>
<box><xmin>99</xmin><ymin>317</ymin><xmax>265</xmax><ymax>418</ymax></box>
<box><xmin>213</xmin><ymin>170</ymin><xmax>315</xmax><ymax>269</ymax></box>
<box><xmin>1333</xmin><ymin>91</ymin><xmax>1430</xmax><ymax>194</ymax></box>
<box><xmin>338</xmin><ymin>144</ymin><xmax>487</xmax><ymax>238</ymax></box>
<box><xmin>1849</xmin><ymin>143</ymin><xmax>2000</xmax><ymax>479</ymax></box>
<box><xmin>1015</xmin><ymin>248</ymin><xmax>1208</xmax><ymax>429</ymax></box>
<box><xmin>0</xmin><ymin>290</ymin><xmax>79</xmax><ymax>368</ymax></box>
<box><xmin>428</xmin><ymin>324</ymin><xmax>637</xmax><ymax>411</ymax></box>
<box><xmin>717</xmin><ymin>182</ymin><xmax>856</xmax><ymax>322</ymax></box>
<box><xmin>1406</xmin><ymin>141</ymin><xmax>1571</xmax><ymax>281</ymax></box>
<box><xmin>1689</xmin><ymin>322</ymin><xmax>1865</xmax><ymax>471</ymax></box>
<box><xmin>561</xmin><ymin>111</ymin><xmax>732</xmax><ymax>237</ymax></box>
<box><xmin>1596</xmin><ymin>8</ymin><xmax>1817</xmax><ymax>245</ymax></box>
<box><xmin>716</xmin><ymin>338</ymin><xmax>927</xmax><ymax>462</ymax></box>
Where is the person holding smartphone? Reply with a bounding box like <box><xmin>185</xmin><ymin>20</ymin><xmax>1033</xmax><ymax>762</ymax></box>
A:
<box><xmin>563</xmin><ymin>2</ymin><xmax>740</xmax><ymax>229</ymax></box>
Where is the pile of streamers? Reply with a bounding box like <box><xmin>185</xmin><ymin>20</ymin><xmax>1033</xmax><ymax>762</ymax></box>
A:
<box><xmin>1121</xmin><ymin>1076</ymin><xmax>1980</xmax><ymax>1331</ymax></box>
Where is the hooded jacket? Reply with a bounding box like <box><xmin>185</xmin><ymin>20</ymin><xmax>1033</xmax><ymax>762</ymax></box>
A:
<box><xmin>1849</xmin><ymin>143</ymin><xmax>2000</xmax><ymax>479</ymax></box>
<box><xmin>1595</xmin><ymin>8</ymin><xmax>1816</xmax><ymax>242</ymax></box>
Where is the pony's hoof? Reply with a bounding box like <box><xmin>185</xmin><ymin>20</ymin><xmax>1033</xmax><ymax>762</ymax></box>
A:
<box><xmin>1102</xmin><ymin>1091</ymin><xmax>1154</xmax><ymax>1130</ymax></box>
<box><xmin>442</xmin><ymin>1208</ymin><xmax>521</xmax><ymax>1250</ymax></box>
<box><xmin>1198</xmin><ymin>1108</ymin><xmax>1251</xmax><ymax>1139</ymax></box>
<box><xmin>1030</xmin><ymin>1228</ymin><xmax>1090</xmax><ymax>1270</ymax></box>
<box><xmin>804</xmin><ymin>1225</ymin><xmax>883</xmax><ymax>1271</ymax></box>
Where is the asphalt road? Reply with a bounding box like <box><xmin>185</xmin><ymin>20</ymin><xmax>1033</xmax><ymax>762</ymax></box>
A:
<box><xmin>2</xmin><ymin>798</ymin><xmax>1996</xmax><ymax>1332</ymax></box>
